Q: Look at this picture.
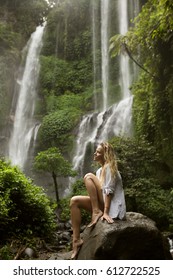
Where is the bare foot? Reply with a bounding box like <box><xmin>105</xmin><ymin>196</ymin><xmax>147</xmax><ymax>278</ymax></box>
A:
<box><xmin>87</xmin><ymin>210</ymin><xmax>103</xmax><ymax>228</ymax></box>
<box><xmin>71</xmin><ymin>239</ymin><xmax>83</xmax><ymax>260</ymax></box>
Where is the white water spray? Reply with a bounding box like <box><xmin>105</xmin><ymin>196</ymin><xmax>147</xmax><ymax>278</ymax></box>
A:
<box><xmin>8</xmin><ymin>24</ymin><xmax>45</xmax><ymax>169</ymax></box>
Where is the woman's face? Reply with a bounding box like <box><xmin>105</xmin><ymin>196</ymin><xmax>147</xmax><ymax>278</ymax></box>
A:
<box><xmin>94</xmin><ymin>145</ymin><xmax>105</xmax><ymax>164</ymax></box>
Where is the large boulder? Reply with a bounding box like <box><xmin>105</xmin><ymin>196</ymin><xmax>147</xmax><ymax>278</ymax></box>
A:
<box><xmin>76</xmin><ymin>212</ymin><xmax>171</xmax><ymax>260</ymax></box>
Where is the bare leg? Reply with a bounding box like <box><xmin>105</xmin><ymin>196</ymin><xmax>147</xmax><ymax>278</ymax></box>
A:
<box><xmin>84</xmin><ymin>173</ymin><xmax>104</xmax><ymax>227</ymax></box>
<box><xmin>70</xmin><ymin>195</ymin><xmax>91</xmax><ymax>259</ymax></box>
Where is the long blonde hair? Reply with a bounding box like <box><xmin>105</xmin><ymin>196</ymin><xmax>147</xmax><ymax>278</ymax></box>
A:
<box><xmin>99</xmin><ymin>142</ymin><xmax>118</xmax><ymax>183</ymax></box>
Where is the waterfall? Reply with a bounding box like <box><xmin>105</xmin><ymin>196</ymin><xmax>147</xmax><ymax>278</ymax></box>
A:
<box><xmin>118</xmin><ymin>0</ymin><xmax>131</xmax><ymax>99</ymax></box>
<box><xmin>7</xmin><ymin>24</ymin><xmax>45</xmax><ymax>170</ymax></box>
<box><xmin>92</xmin><ymin>0</ymin><xmax>98</xmax><ymax>109</ymax></box>
<box><xmin>72</xmin><ymin>112</ymin><xmax>104</xmax><ymax>173</ymax></box>
<box><xmin>101</xmin><ymin>0</ymin><xmax>109</xmax><ymax>110</ymax></box>
<box><xmin>71</xmin><ymin>0</ymin><xmax>139</xmax><ymax>177</ymax></box>
<box><xmin>98</xmin><ymin>0</ymin><xmax>135</xmax><ymax>139</ymax></box>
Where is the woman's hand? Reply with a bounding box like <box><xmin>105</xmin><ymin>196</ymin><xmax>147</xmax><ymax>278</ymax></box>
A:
<box><xmin>101</xmin><ymin>213</ymin><xmax>114</xmax><ymax>224</ymax></box>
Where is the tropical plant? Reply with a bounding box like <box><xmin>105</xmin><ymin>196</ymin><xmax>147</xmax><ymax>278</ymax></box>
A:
<box><xmin>0</xmin><ymin>158</ymin><xmax>56</xmax><ymax>239</ymax></box>
<box><xmin>34</xmin><ymin>147</ymin><xmax>76</xmax><ymax>202</ymax></box>
<box><xmin>38</xmin><ymin>109</ymin><xmax>81</xmax><ymax>151</ymax></box>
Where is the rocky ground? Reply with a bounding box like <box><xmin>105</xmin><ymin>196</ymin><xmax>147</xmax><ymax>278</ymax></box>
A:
<box><xmin>0</xmin><ymin>219</ymin><xmax>74</xmax><ymax>260</ymax></box>
<box><xmin>21</xmin><ymin>220</ymin><xmax>73</xmax><ymax>260</ymax></box>
<box><xmin>2</xmin><ymin>217</ymin><xmax>173</xmax><ymax>260</ymax></box>
<box><xmin>17</xmin><ymin>220</ymin><xmax>84</xmax><ymax>260</ymax></box>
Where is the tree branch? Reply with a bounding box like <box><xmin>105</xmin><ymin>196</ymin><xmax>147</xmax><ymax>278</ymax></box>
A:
<box><xmin>123</xmin><ymin>43</ymin><xmax>157</xmax><ymax>79</ymax></box>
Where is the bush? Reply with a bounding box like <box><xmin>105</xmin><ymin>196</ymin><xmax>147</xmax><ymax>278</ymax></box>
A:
<box><xmin>0</xmin><ymin>159</ymin><xmax>56</xmax><ymax>239</ymax></box>
<box><xmin>110</xmin><ymin>137</ymin><xmax>173</xmax><ymax>230</ymax></box>
<box><xmin>39</xmin><ymin>56</ymin><xmax>92</xmax><ymax>97</ymax></box>
<box><xmin>38</xmin><ymin>109</ymin><xmax>81</xmax><ymax>150</ymax></box>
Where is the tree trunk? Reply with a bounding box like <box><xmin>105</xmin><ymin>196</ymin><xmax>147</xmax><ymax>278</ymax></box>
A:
<box><xmin>52</xmin><ymin>171</ymin><xmax>59</xmax><ymax>203</ymax></box>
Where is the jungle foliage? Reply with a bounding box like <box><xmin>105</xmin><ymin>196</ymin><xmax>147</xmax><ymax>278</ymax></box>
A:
<box><xmin>109</xmin><ymin>0</ymin><xmax>173</xmax><ymax>231</ymax></box>
<box><xmin>0</xmin><ymin>159</ymin><xmax>56</xmax><ymax>239</ymax></box>
<box><xmin>110</xmin><ymin>0</ymin><xmax>173</xmax><ymax>173</ymax></box>
<box><xmin>36</xmin><ymin>0</ymin><xmax>95</xmax><ymax>153</ymax></box>
<box><xmin>0</xmin><ymin>0</ymin><xmax>173</xmax><ymax>243</ymax></box>
<box><xmin>0</xmin><ymin>0</ymin><xmax>58</xmax><ymax>258</ymax></box>
<box><xmin>110</xmin><ymin>137</ymin><xmax>173</xmax><ymax>230</ymax></box>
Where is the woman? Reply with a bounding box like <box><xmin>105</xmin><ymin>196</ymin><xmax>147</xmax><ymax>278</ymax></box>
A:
<box><xmin>70</xmin><ymin>142</ymin><xmax>126</xmax><ymax>259</ymax></box>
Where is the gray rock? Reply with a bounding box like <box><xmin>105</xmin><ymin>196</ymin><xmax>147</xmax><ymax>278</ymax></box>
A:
<box><xmin>24</xmin><ymin>248</ymin><xmax>36</xmax><ymax>258</ymax></box>
<box><xmin>76</xmin><ymin>212</ymin><xmax>171</xmax><ymax>260</ymax></box>
<box><xmin>61</xmin><ymin>231</ymin><xmax>71</xmax><ymax>241</ymax></box>
<box><xmin>49</xmin><ymin>251</ymin><xmax>71</xmax><ymax>260</ymax></box>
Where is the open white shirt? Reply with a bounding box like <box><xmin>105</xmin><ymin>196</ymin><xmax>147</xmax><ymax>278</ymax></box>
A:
<box><xmin>96</xmin><ymin>165</ymin><xmax>126</xmax><ymax>219</ymax></box>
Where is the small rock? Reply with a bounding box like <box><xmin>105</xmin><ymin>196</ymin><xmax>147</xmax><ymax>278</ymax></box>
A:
<box><xmin>24</xmin><ymin>248</ymin><xmax>36</xmax><ymax>258</ymax></box>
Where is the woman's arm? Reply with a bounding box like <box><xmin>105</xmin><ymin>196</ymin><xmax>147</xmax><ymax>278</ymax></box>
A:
<box><xmin>104</xmin><ymin>194</ymin><xmax>111</xmax><ymax>214</ymax></box>
<box><xmin>101</xmin><ymin>165</ymin><xmax>115</xmax><ymax>223</ymax></box>
<box><xmin>101</xmin><ymin>192</ymin><xmax>114</xmax><ymax>223</ymax></box>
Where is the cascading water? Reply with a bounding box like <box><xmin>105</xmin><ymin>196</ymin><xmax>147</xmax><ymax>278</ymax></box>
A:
<box><xmin>71</xmin><ymin>0</ymin><xmax>140</xmax><ymax>177</ymax></box>
<box><xmin>92</xmin><ymin>0</ymin><xmax>98</xmax><ymax>109</ymax></box>
<box><xmin>7</xmin><ymin>24</ymin><xmax>45</xmax><ymax>170</ymax></box>
<box><xmin>97</xmin><ymin>0</ymin><xmax>135</xmax><ymax>140</ymax></box>
<box><xmin>118</xmin><ymin>0</ymin><xmax>131</xmax><ymax>99</ymax></box>
<box><xmin>101</xmin><ymin>0</ymin><xmax>109</xmax><ymax>111</ymax></box>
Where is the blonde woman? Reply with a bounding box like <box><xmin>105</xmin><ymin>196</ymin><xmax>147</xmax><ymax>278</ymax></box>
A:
<box><xmin>70</xmin><ymin>142</ymin><xmax>126</xmax><ymax>259</ymax></box>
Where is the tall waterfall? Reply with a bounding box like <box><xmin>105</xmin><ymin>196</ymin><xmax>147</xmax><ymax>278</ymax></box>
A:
<box><xmin>118</xmin><ymin>0</ymin><xmax>131</xmax><ymax>99</ymax></box>
<box><xmin>92</xmin><ymin>0</ymin><xmax>98</xmax><ymax>109</ymax></box>
<box><xmin>72</xmin><ymin>0</ymin><xmax>139</xmax><ymax>177</ymax></box>
<box><xmin>7</xmin><ymin>24</ymin><xmax>45</xmax><ymax>170</ymax></box>
<box><xmin>101</xmin><ymin>0</ymin><xmax>109</xmax><ymax>111</ymax></box>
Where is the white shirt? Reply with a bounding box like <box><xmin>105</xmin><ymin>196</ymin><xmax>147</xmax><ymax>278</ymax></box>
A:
<box><xmin>96</xmin><ymin>165</ymin><xmax>126</xmax><ymax>219</ymax></box>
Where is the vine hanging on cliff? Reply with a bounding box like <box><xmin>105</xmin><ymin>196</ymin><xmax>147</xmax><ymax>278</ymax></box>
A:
<box><xmin>109</xmin><ymin>34</ymin><xmax>156</xmax><ymax>79</ymax></box>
